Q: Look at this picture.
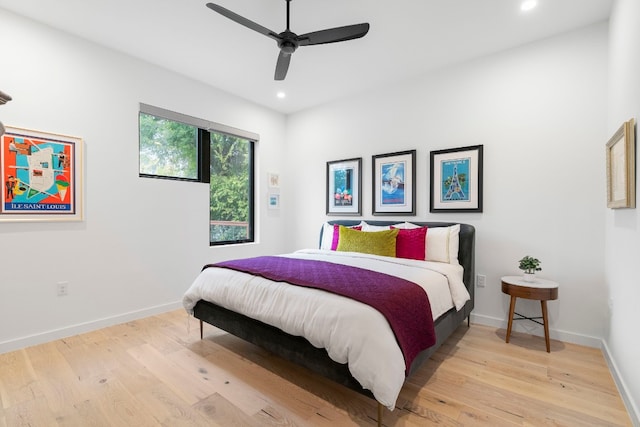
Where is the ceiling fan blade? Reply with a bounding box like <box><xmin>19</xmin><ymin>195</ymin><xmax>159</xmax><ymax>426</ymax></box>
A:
<box><xmin>298</xmin><ymin>23</ymin><xmax>370</xmax><ymax>46</ymax></box>
<box><xmin>274</xmin><ymin>51</ymin><xmax>292</xmax><ymax>80</ymax></box>
<box><xmin>206</xmin><ymin>3</ymin><xmax>281</xmax><ymax>42</ymax></box>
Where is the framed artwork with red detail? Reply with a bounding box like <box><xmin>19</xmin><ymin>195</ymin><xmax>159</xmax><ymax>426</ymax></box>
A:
<box><xmin>326</xmin><ymin>157</ymin><xmax>362</xmax><ymax>216</ymax></box>
<box><xmin>1</xmin><ymin>126</ymin><xmax>83</xmax><ymax>221</ymax></box>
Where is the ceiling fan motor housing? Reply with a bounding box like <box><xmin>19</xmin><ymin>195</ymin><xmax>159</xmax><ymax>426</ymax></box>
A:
<box><xmin>278</xmin><ymin>31</ymin><xmax>298</xmax><ymax>54</ymax></box>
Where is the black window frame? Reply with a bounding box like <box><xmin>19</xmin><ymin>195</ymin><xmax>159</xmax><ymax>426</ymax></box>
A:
<box><xmin>138</xmin><ymin>103</ymin><xmax>256</xmax><ymax>246</ymax></box>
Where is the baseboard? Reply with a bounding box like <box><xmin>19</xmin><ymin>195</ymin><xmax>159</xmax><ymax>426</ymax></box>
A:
<box><xmin>602</xmin><ymin>340</ymin><xmax>640</xmax><ymax>427</ymax></box>
<box><xmin>470</xmin><ymin>313</ymin><xmax>602</xmax><ymax>348</ymax></box>
<box><xmin>0</xmin><ymin>301</ymin><xmax>184</xmax><ymax>355</ymax></box>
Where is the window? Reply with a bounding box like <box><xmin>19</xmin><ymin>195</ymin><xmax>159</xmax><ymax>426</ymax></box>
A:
<box><xmin>139</xmin><ymin>104</ymin><xmax>256</xmax><ymax>245</ymax></box>
<box><xmin>209</xmin><ymin>131</ymin><xmax>254</xmax><ymax>245</ymax></box>
<box><xmin>139</xmin><ymin>112</ymin><xmax>199</xmax><ymax>180</ymax></box>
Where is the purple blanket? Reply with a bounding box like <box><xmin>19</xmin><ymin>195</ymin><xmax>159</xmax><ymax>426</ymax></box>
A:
<box><xmin>205</xmin><ymin>256</ymin><xmax>436</xmax><ymax>373</ymax></box>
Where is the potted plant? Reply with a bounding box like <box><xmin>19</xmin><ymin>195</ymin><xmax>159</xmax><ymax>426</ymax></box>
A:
<box><xmin>519</xmin><ymin>255</ymin><xmax>541</xmax><ymax>282</ymax></box>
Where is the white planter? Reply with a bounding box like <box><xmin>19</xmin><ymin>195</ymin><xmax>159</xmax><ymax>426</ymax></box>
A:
<box><xmin>523</xmin><ymin>272</ymin><xmax>536</xmax><ymax>282</ymax></box>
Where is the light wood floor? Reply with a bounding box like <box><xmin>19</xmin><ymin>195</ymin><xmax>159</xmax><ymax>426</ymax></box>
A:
<box><xmin>0</xmin><ymin>309</ymin><xmax>632</xmax><ymax>426</ymax></box>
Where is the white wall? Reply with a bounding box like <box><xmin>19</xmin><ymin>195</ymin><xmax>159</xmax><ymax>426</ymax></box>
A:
<box><xmin>606</xmin><ymin>0</ymin><xmax>640</xmax><ymax>422</ymax></box>
<box><xmin>285</xmin><ymin>23</ymin><xmax>609</xmax><ymax>347</ymax></box>
<box><xmin>0</xmin><ymin>8</ymin><xmax>287</xmax><ymax>352</ymax></box>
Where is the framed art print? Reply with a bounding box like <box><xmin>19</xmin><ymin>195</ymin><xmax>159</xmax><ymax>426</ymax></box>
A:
<box><xmin>372</xmin><ymin>150</ymin><xmax>416</xmax><ymax>216</ymax></box>
<box><xmin>326</xmin><ymin>157</ymin><xmax>361</xmax><ymax>215</ymax></box>
<box><xmin>268</xmin><ymin>193</ymin><xmax>280</xmax><ymax>210</ymax></box>
<box><xmin>430</xmin><ymin>145</ymin><xmax>483</xmax><ymax>213</ymax></box>
<box><xmin>1</xmin><ymin>126</ymin><xmax>84</xmax><ymax>221</ymax></box>
<box><xmin>267</xmin><ymin>172</ymin><xmax>280</xmax><ymax>189</ymax></box>
<box><xmin>606</xmin><ymin>118</ymin><xmax>635</xmax><ymax>209</ymax></box>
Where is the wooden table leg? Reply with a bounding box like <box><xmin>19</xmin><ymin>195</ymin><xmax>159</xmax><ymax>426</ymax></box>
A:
<box><xmin>541</xmin><ymin>300</ymin><xmax>550</xmax><ymax>352</ymax></box>
<box><xmin>506</xmin><ymin>295</ymin><xmax>516</xmax><ymax>343</ymax></box>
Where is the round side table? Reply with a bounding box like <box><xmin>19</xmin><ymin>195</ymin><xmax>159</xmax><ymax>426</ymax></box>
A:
<box><xmin>501</xmin><ymin>275</ymin><xmax>559</xmax><ymax>352</ymax></box>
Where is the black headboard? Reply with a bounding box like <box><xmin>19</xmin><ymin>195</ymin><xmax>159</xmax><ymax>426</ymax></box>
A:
<box><xmin>319</xmin><ymin>220</ymin><xmax>476</xmax><ymax>306</ymax></box>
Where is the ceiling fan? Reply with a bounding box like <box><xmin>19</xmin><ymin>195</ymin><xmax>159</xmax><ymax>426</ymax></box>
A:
<box><xmin>206</xmin><ymin>1</ymin><xmax>370</xmax><ymax>80</ymax></box>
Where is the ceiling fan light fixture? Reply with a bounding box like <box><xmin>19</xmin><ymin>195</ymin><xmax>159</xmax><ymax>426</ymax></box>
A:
<box><xmin>279</xmin><ymin>39</ymin><xmax>298</xmax><ymax>55</ymax></box>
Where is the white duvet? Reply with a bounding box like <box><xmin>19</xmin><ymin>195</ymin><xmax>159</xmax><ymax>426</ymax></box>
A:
<box><xmin>182</xmin><ymin>249</ymin><xmax>470</xmax><ymax>410</ymax></box>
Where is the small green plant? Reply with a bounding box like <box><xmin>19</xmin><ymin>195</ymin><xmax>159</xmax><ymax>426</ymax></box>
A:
<box><xmin>519</xmin><ymin>256</ymin><xmax>542</xmax><ymax>274</ymax></box>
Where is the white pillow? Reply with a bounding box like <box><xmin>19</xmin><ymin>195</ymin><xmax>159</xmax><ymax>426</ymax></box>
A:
<box><xmin>361</xmin><ymin>222</ymin><xmax>391</xmax><ymax>232</ymax></box>
<box><xmin>320</xmin><ymin>222</ymin><xmax>335</xmax><ymax>250</ymax></box>
<box><xmin>426</xmin><ymin>224</ymin><xmax>460</xmax><ymax>264</ymax></box>
<box><xmin>391</xmin><ymin>222</ymin><xmax>420</xmax><ymax>229</ymax></box>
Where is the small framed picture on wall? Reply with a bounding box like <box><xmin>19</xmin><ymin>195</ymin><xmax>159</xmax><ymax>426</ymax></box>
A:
<box><xmin>326</xmin><ymin>157</ymin><xmax>362</xmax><ymax>216</ymax></box>
<box><xmin>430</xmin><ymin>144</ymin><xmax>483</xmax><ymax>213</ymax></box>
<box><xmin>606</xmin><ymin>118</ymin><xmax>635</xmax><ymax>209</ymax></box>
<box><xmin>372</xmin><ymin>150</ymin><xmax>416</xmax><ymax>216</ymax></box>
<box><xmin>268</xmin><ymin>193</ymin><xmax>280</xmax><ymax>209</ymax></box>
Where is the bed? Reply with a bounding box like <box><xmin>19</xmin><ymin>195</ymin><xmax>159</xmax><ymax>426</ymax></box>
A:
<box><xmin>183</xmin><ymin>220</ymin><xmax>475</xmax><ymax>424</ymax></box>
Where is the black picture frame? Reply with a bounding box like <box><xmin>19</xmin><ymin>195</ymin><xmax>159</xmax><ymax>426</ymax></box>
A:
<box><xmin>326</xmin><ymin>157</ymin><xmax>362</xmax><ymax>216</ymax></box>
<box><xmin>430</xmin><ymin>145</ymin><xmax>483</xmax><ymax>213</ymax></box>
<box><xmin>372</xmin><ymin>150</ymin><xmax>416</xmax><ymax>216</ymax></box>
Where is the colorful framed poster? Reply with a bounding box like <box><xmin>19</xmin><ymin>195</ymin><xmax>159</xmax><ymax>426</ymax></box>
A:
<box><xmin>1</xmin><ymin>126</ymin><xmax>83</xmax><ymax>221</ymax></box>
<box><xmin>372</xmin><ymin>150</ymin><xmax>416</xmax><ymax>216</ymax></box>
<box><xmin>326</xmin><ymin>157</ymin><xmax>362</xmax><ymax>215</ymax></box>
<box><xmin>430</xmin><ymin>145</ymin><xmax>483</xmax><ymax>213</ymax></box>
<box><xmin>606</xmin><ymin>118</ymin><xmax>635</xmax><ymax>209</ymax></box>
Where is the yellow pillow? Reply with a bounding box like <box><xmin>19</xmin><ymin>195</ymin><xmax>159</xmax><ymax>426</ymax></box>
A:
<box><xmin>336</xmin><ymin>226</ymin><xmax>398</xmax><ymax>257</ymax></box>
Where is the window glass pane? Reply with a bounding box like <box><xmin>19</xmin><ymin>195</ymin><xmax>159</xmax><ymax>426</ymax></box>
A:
<box><xmin>139</xmin><ymin>112</ymin><xmax>198</xmax><ymax>179</ymax></box>
<box><xmin>209</xmin><ymin>131</ymin><xmax>253</xmax><ymax>244</ymax></box>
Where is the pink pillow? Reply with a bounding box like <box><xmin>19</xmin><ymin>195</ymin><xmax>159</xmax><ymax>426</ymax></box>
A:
<box><xmin>392</xmin><ymin>226</ymin><xmax>427</xmax><ymax>260</ymax></box>
<box><xmin>331</xmin><ymin>224</ymin><xmax>362</xmax><ymax>250</ymax></box>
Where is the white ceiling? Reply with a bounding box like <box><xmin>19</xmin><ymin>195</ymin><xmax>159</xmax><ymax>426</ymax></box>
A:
<box><xmin>0</xmin><ymin>0</ymin><xmax>612</xmax><ymax>114</ymax></box>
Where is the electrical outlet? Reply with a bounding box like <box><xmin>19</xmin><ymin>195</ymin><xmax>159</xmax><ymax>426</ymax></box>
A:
<box><xmin>476</xmin><ymin>274</ymin><xmax>486</xmax><ymax>288</ymax></box>
<box><xmin>57</xmin><ymin>281</ymin><xmax>69</xmax><ymax>297</ymax></box>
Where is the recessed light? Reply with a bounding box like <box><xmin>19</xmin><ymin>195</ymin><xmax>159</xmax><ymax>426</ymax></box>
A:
<box><xmin>277</xmin><ymin>92</ymin><xmax>286</xmax><ymax>99</ymax></box>
<box><xmin>521</xmin><ymin>0</ymin><xmax>537</xmax><ymax>12</ymax></box>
